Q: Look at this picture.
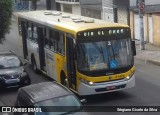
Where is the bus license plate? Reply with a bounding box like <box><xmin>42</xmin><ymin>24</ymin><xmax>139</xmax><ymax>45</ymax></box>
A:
<box><xmin>106</xmin><ymin>86</ymin><xmax>116</xmax><ymax>90</ymax></box>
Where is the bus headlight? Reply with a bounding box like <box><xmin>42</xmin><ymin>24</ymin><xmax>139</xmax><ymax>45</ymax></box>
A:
<box><xmin>79</xmin><ymin>78</ymin><xmax>95</xmax><ymax>86</ymax></box>
<box><xmin>126</xmin><ymin>76</ymin><xmax>130</xmax><ymax>79</ymax></box>
<box><xmin>125</xmin><ymin>73</ymin><xmax>134</xmax><ymax>80</ymax></box>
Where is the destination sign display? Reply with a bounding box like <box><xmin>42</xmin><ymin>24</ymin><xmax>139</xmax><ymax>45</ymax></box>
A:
<box><xmin>77</xmin><ymin>28</ymin><xmax>130</xmax><ymax>38</ymax></box>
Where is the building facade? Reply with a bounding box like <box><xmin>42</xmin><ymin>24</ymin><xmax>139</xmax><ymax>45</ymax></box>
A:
<box><xmin>130</xmin><ymin>0</ymin><xmax>160</xmax><ymax>46</ymax></box>
<box><xmin>55</xmin><ymin>0</ymin><xmax>130</xmax><ymax>25</ymax></box>
<box><xmin>13</xmin><ymin>0</ymin><xmax>47</xmax><ymax>11</ymax></box>
<box><xmin>55</xmin><ymin>0</ymin><xmax>81</xmax><ymax>15</ymax></box>
<box><xmin>80</xmin><ymin>0</ymin><xmax>102</xmax><ymax>19</ymax></box>
<box><xmin>80</xmin><ymin>0</ymin><xmax>130</xmax><ymax>24</ymax></box>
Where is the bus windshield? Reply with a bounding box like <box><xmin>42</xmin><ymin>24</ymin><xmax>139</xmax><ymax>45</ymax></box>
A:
<box><xmin>77</xmin><ymin>38</ymin><xmax>133</xmax><ymax>71</ymax></box>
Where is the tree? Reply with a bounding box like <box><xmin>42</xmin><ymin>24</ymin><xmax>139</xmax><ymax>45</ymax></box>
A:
<box><xmin>0</xmin><ymin>0</ymin><xmax>12</xmax><ymax>43</ymax></box>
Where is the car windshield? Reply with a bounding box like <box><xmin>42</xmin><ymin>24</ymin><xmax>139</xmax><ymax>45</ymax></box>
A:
<box><xmin>34</xmin><ymin>95</ymin><xmax>82</xmax><ymax>115</ymax></box>
<box><xmin>77</xmin><ymin>38</ymin><xmax>133</xmax><ymax>71</ymax></box>
<box><xmin>0</xmin><ymin>55</ymin><xmax>21</xmax><ymax>69</ymax></box>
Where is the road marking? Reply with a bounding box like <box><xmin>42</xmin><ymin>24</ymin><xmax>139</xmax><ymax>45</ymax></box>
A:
<box><xmin>137</xmin><ymin>69</ymin><xmax>145</xmax><ymax>73</ymax></box>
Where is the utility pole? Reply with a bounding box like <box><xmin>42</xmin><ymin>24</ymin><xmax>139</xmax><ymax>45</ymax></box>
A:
<box><xmin>138</xmin><ymin>0</ymin><xmax>145</xmax><ymax>50</ymax></box>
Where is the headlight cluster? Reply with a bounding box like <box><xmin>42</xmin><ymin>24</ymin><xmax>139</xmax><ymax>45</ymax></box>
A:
<box><xmin>125</xmin><ymin>72</ymin><xmax>134</xmax><ymax>80</ymax></box>
<box><xmin>79</xmin><ymin>78</ymin><xmax>95</xmax><ymax>86</ymax></box>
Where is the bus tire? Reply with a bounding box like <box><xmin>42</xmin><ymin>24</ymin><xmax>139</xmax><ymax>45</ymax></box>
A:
<box><xmin>61</xmin><ymin>72</ymin><xmax>68</xmax><ymax>87</ymax></box>
<box><xmin>31</xmin><ymin>56</ymin><xmax>38</xmax><ymax>73</ymax></box>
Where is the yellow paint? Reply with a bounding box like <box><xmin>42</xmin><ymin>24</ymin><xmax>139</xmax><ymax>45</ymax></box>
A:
<box><xmin>55</xmin><ymin>53</ymin><xmax>65</xmax><ymax>83</ymax></box>
<box><xmin>76</xmin><ymin>66</ymin><xmax>135</xmax><ymax>90</ymax></box>
<box><xmin>152</xmin><ymin>14</ymin><xmax>160</xmax><ymax>46</ymax></box>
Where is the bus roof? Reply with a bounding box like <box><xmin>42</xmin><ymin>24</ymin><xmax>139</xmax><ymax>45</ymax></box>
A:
<box><xmin>16</xmin><ymin>10</ymin><xmax>129</xmax><ymax>36</ymax></box>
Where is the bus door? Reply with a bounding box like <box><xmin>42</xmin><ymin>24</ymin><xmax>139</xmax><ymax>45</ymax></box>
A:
<box><xmin>37</xmin><ymin>27</ymin><xmax>46</xmax><ymax>71</ymax></box>
<box><xmin>66</xmin><ymin>35</ymin><xmax>77</xmax><ymax>90</ymax></box>
<box><xmin>21</xmin><ymin>21</ymin><xmax>28</xmax><ymax>60</ymax></box>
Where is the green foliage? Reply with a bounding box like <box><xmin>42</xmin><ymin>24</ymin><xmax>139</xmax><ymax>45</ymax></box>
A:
<box><xmin>0</xmin><ymin>0</ymin><xmax>13</xmax><ymax>43</ymax></box>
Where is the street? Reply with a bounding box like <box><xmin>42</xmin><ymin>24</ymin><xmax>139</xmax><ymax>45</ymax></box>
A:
<box><xmin>0</xmin><ymin>21</ymin><xmax>160</xmax><ymax>115</ymax></box>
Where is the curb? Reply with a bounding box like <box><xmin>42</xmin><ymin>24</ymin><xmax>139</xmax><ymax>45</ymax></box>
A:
<box><xmin>146</xmin><ymin>59</ymin><xmax>160</xmax><ymax>66</ymax></box>
<box><xmin>135</xmin><ymin>57</ymin><xmax>160</xmax><ymax>66</ymax></box>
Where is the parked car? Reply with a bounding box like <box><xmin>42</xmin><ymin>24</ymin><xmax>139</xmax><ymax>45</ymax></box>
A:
<box><xmin>0</xmin><ymin>52</ymin><xmax>30</xmax><ymax>89</ymax></box>
<box><xmin>15</xmin><ymin>82</ymin><xmax>86</xmax><ymax>115</ymax></box>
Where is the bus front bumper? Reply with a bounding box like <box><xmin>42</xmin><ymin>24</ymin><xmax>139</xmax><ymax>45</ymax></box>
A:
<box><xmin>78</xmin><ymin>74</ymin><xmax>135</xmax><ymax>96</ymax></box>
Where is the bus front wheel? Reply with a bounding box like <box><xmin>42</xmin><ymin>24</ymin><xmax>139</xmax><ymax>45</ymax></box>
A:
<box><xmin>61</xmin><ymin>73</ymin><xmax>68</xmax><ymax>88</ymax></box>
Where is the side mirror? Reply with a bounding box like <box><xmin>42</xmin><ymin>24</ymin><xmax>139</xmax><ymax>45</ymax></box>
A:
<box><xmin>131</xmin><ymin>41</ymin><xmax>136</xmax><ymax>56</ymax></box>
<box><xmin>80</xmin><ymin>99</ymin><xmax>87</xmax><ymax>104</ymax></box>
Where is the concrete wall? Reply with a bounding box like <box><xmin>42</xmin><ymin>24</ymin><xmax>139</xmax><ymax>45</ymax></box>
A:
<box><xmin>145</xmin><ymin>0</ymin><xmax>160</xmax><ymax>5</ymax></box>
<box><xmin>60</xmin><ymin>4</ymin><xmax>63</xmax><ymax>11</ymax></box>
<box><xmin>144</xmin><ymin>14</ymin><xmax>149</xmax><ymax>42</ymax></box>
<box><xmin>72</xmin><ymin>5</ymin><xmax>81</xmax><ymax>15</ymax></box>
<box><xmin>130</xmin><ymin>0</ymin><xmax>137</xmax><ymax>7</ymax></box>
<box><xmin>117</xmin><ymin>7</ymin><xmax>128</xmax><ymax>24</ymax></box>
<box><xmin>102</xmin><ymin>0</ymin><xmax>113</xmax><ymax>7</ymax></box>
<box><xmin>80</xmin><ymin>0</ymin><xmax>102</xmax><ymax>5</ymax></box>
<box><xmin>152</xmin><ymin>14</ymin><xmax>160</xmax><ymax>46</ymax></box>
<box><xmin>102</xmin><ymin>0</ymin><xmax>113</xmax><ymax>21</ymax></box>
<box><xmin>130</xmin><ymin>11</ymin><xmax>134</xmax><ymax>39</ymax></box>
<box><xmin>60</xmin><ymin>4</ymin><xmax>81</xmax><ymax>15</ymax></box>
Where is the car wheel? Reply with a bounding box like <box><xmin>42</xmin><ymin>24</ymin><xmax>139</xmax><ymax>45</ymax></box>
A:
<box><xmin>61</xmin><ymin>75</ymin><xmax>69</xmax><ymax>88</ymax></box>
<box><xmin>24</xmin><ymin>78</ymin><xmax>31</xmax><ymax>86</ymax></box>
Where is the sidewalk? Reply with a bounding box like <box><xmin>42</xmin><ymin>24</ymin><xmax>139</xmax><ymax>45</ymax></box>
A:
<box><xmin>135</xmin><ymin>40</ymin><xmax>160</xmax><ymax>66</ymax></box>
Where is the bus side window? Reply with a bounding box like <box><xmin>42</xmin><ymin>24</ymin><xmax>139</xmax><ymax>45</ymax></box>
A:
<box><xmin>18</xmin><ymin>18</ymin><xmax>22</xmax><ymax>36</ymax></box>
<box><xmin>57</xmin><ymin>32</ymin><xmax>65</xmax><ymax>55</ymax></box>
<box><xmin>44</xmin><ymin>28</ymin><xmax>49</xmax><ymax>49</ymax></box>
<box><xmin>45</xmin><ymin>38</ymin><xmax>49</xmax><ymax>49</ymax></box>
<box><xmin>33</xmin><ymin>24</ymin><xmax>38</xmax><ymax>42</ymax></box>
<box><xmin>28</xmin><ymin>22</ymin><xmax>32</xmax><ymax>40</ymax></box>
<box><xmin>49</xmin><ymin>29</ymin><xmax>58</xmax><ymax>51</ymax></box>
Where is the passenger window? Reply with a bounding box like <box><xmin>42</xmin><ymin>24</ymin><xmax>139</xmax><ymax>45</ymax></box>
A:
<box><xmin>49</xmin><ymin>29</ymin><xmax>59</xmax><ymax>51</ymax></box>
<box><xmin>18</xmin><ymin>18</ymin><xmax>22</xmax><ymax>36</ymax></box>
<box><xmin>33</xmin><ymin>24</ymin><xmax>38</xmax><ymax>42</ymax></box>
<box><xmin>45</xmin><ymin>28</ymin><xmax>65</xmax><ymax>55</ymax></box>
<box><xmin>57</xmin><ymin>32</ymin><xmax>65</xmax><ymax>55</ymax></box>
<box><xmin>28</xmin><ymin>22</ymin><xmax>32</xmax><ymax>40</ymax></box>
<box><xmin>44</xmin><ymin>28</ymin><xmax>49</xmax><ymax>49</ymax></box>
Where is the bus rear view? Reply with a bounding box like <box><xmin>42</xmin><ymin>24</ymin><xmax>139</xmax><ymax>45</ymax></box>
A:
<box><xmin>76</xmin><ymin>28</ymin><xmax>136</xmax><ymax>95</ymax></box>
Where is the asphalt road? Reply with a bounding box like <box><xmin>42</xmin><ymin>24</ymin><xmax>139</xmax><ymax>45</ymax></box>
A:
<box><xmin>0</xmin><ymin>20</ymin><xmax>160</xmax><ymax>115</ymax></box>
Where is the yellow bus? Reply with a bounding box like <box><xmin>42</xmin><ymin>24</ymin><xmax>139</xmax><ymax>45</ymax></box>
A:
<box><xmin>16</xmin><ymin>10</ymin><xmax>136</xmax><ymax>96</ymax></box>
